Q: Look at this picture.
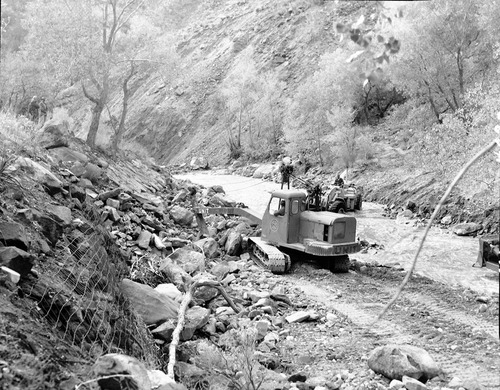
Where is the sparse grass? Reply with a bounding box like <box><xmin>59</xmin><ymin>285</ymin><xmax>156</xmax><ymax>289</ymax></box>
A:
<box><xmin>0</xmin><ymin>111</ymin><xmax>38</xmax><ymax>146</ymax></box>
<box><xmin>193</xmin><ymin>329</ymin><xmax>269</xmax><ymax>390</ymax></box>
<box><xmin>0</xmin><ymin>111</ymin><xmax>38</xmax><ymax>187</ymax></box>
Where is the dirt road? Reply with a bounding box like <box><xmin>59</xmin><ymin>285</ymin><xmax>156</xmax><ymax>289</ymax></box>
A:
<box><xmin>175</xmin><ymin>172</ymin><xmax>498</xmax><ymax>296</ymax></box>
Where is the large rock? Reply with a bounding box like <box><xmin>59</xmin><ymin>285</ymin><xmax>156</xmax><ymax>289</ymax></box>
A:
<box><xmin>252</xmin><ymin>164</ymin><xmax>274</xmax><ymax>179</ymax></box>
<box><xmin>210</xmin><ymin>261</ymin><xmax>231</xmax><ymax>280</ymax></box>
<box><xmin>158</xmin><ymin>257</ymin><xmax>193</xmax><ymax>292</ymax></box>
<box><xmin>452</xmin><ymin>222</ymin><xmax>482</xmax><ymax>236</ymax></box>
<box><xmin>153</xmin><ymin>306</ymin><xmax>210</xmax><ymax>342</ymax></box>
<box><xmin>49</xmin><ymin>146</ymin><xmax>89</xmax><ymax>164</ymax></box>
<box><xmin>147</xmin><ymin>370</ymin><xmax>188</xmax><ymax>390</ymax></box>
<box><xmin>225</xmin><ymin>230</ymin><xmax>242</xmax><ymax>256</ymax></box>
<box><xmin>190</xmin><ymin>156</ymin><xmax>208</xmax><ymax>170</ymax></box>
<box><xmin>38</xmin><ymin>123</ymin><xmax>69</xmax><ymax>149</ymax></box>
<box><xmin>120</xmin><ymin>279</ymin><xmax>179</xmax><ymax>325</ymax></box>
<box><xmin>170</xmin><ymin>248</ymin><xmax>206</xmax><ymax>275</ymax></box>
<box><xmin>0</xmin><ymin>247</ymin><xmax>34</xmax><ymax>277</ymax></box>
<box><xmin>82</xmin><ymin>163</ymin><xmax>103</xmax><ymax>184</ymax></box>
<box><xmin>0</xmin><ymin>222</ymin><xmax>29</xmax><ymax>251</ymax></box>
<box><xmin>136</xmin><ymin>230</ymin><xmax>152</xmax><ymax>249</ymax></box>
<box><xmin>92</xmin><ymin>353</ymin><xmax>150</xmax><ymax>390</ymax></box>
<box><xmin>367</xmin><ymin>344</ymin><xmax>441</xmax><ymax>382</ymax></box>
<box><xmin>46</xmin><ymin>205</ymin><xmax>72</xmax><ymax>226</ymax></box>
<box><xmin>169</xmin><ymin>205</ymin><xmax>194</xmax><ymax>226</ymax></box>
<box><xmin>34</xmin><ymin>212</ymin><xmax>63</xmax><ymax>246</ymax></box>
<box><xmin>155</xmin><ymin>283</ymin><xmax>183</xmax><ymax>303</ymax></box>
<box><xmin>15</xmin><ymin>157</ymin><xmax>62</xmax><ymax>194</ymax></box>
<box><xmin>194</xmin><ymin>237</ymin><xmax>219</xmax><ymax>259</ymax></box>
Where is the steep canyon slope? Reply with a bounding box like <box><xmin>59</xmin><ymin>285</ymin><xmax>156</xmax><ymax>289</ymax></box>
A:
<box><xmin>63</xmin><ymin>0</ymin><xmax>373</xmax><ymax>164</ymax></box>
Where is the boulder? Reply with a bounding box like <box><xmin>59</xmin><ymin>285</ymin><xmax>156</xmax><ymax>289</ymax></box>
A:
<box><xmin>169</xmin><ymin>205</ymin><xmax>194</xmax><ymax>226</ymax></box>
<box><xmin>194</xmin><ymin>237</ymin><xmax>219</xmax><ymax>259</ymax></box>
<box><xmin>38</xmin><ymin>123</ymin><xmax>69</xmax><ymax>150</ymax></box>
<box><xmin>286</xmin><ymin>311</ymin><xmax>311</xmax><ymax>323</ymax></box>
<box><xmin>190</xmin><ymin>156</ymin><xmax>208</xmax><ymax>170</ymax></box>
<box><xmin>172</xmin><ymin>189</ymin><xmax>188</xmax><ymax>203</ymax></box>
<box><xmin>211</xmin><ymin>262</ymin><xmax>231</xmax><ymax>280</ymax></box>
<box><xmin>0</xmin><ymin>247</ymin><xmax>34</xmax><ymax>277</ymax></box>
<box><xmin>0</xmin><ymin>222</ymin><xmax>29</xmax><ymax>251</ymax></box>
<box><xmin>42</xmin><ymin>174</ymin><xmax>63</xmax><ymax>195</ymax></box>
<box><xmin>155</xmin><ymin>283</ymin><xmax>183</xmax><ymax>303</ymax></box>
<box><xmin>136</xmin><ymin>230</ymin><xmax>152</xmax><ymax>249</ymax></box>
<box><xmin>69</xmin><ymin>185</ymin><xmax>86</xmax><ymax>203</ymax></box>
<box><xmin>225</xmin><ymin>230</ymin><xmax>242</xmax><ymax>256</ymax></box>
<box><xmin>46</xmin><ymin>205</ymin><xmax>72</xmax><ymax>226</ymax></box>
<box><xmin>440</xmin><ymin>215</ymin><xmax>453</xmax><ymax>225</ymax></box>
<box><xmin>120</xmin><ymin>278</ymin><xmax>179</xmax><ymax>325</ymax></box>
<box><xmin>178</xmin><ymin>306</ymin><xmax>210</xmax><ymax>340</ymax></box>
<box><xmin>15</xmin><ymin>157</ymin><xmax>62</xmax><ymax>190</ymax></box>
<box><xmin>402</xmin><ymin>376</ymin><xmax>427</xmax><ymax>390</ymax></box>
<box><xmin>209</xmin><ymin>185</ymin><xmax>225</xmax><ymax>194</ymax></box>
<box><xmin>92</xmin><ymin>353</ymin><xmax>150</xmax><ymax>390</ymax></box>
<box><xmin>82</xmin><ymin>163</ymin><xmax>103</xmax><ymax>184</ymax></box>
<box><xmin>34</xmin><ymin>213</ymin><xmax>63</xmax><ymax>246</ymax></box>
<box><xmin>252</xmin><ymin>164</ymin><xmax>274</xmax><ymax>179</ymax></box>
<box><xmin>169</xmin><ymin>248</ymin><xmax>206</xmax><ymax>275</ymax></box>
<box><xmin>158</xmin><ymin>257</ymin><xmax>193</xmax><ymax>292</ymax></box>
<box><xmin>49</xmin><ymin>146</ymin><xmax>89</xmax><ymax>164</ymax></box>
<box><xmin>452</xmin><ymin>222</ymin><xmax>482</xmax><ymax>236</ymax></box>
<box><xmin>367</xmin><ymin>344</ymin><xmax>441</xmax><ymax>381</ymax></box>
<box><xmin>194</xmin><ymin>284</ymin><xmax>219</xmax><ymax>304</ymax></box>
<box><xmin>147</xmin><ymin>370</ymin><xmax>188</xmax><ymax>390</ymax></box>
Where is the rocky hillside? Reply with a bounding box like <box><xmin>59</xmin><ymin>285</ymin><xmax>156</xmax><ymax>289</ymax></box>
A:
<box><xmin>50</xmin><ymin>0</ymin><xmax>498</xmax><ymax>231</ymax></box>
<box><xmin>1</xmin><ymin>121</ymin><xmax>498</xmax><ymax>390</ymax></box>
<box><xmin>59</xmin><ymin>0</ymin><xmax>373</xmax><ymax>164</ymax></box>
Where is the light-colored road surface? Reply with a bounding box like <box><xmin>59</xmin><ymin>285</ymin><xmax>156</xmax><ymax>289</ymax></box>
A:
<box><xmin>175</xmin><ymin>172</ymin><xmax>499</xmax><ymax>296</ymax></box>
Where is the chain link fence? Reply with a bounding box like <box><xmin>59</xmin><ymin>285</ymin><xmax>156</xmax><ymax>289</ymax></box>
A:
<box><xmin>21</xmin><ymin>199</ymin><xmax>160</xmax><ymax>368</ymax></box>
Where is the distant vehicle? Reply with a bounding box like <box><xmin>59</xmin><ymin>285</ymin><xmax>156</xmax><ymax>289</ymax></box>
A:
<box><xmin>196</xmin><ymin>189</ymin><xmax>361</xmax><ymax>274</ymax></box>
<box><xmin>320</xmin><ymin>183</ymin><xmax>363</xmax><ymax>213</ymax></box>
<box><xmin>291</xmin><ymin>174</ymin><xmax>363</xmax><ymax>213</ymax></box>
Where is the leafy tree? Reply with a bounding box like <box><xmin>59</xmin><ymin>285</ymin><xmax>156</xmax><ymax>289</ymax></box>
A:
<box><xmin>284</xmin><ymin>49</ymin><xmax>361</xmax><ymax>166</ymax></box>
<box><xmin>220</xmin><ymin>48</ymin><xmax>259</xmax><ymax>158</ymax></box>
<box><xmin>20</xmin><ymin>0</ymin><xmax>167</xmax><ymax>149</ymax></box>
<box><xmin>388</xmin><ymin>0</ymin><xmax>496</xmax><ymax>122</ymax></box>
<box><xmin>0</xmin><ymin>0</ymin><xmax>29</xmax><ymax>57</ymax></box>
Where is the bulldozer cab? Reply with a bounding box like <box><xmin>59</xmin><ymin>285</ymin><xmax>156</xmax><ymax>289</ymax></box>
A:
<box><xmin>262</xmin><ymin>190</ymin><xmax>307</xmax><ymax>244</ymax></box>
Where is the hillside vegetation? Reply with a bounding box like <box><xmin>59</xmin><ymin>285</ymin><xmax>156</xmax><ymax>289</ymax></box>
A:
<box><xmin>1</xmin><ymin>0</ymin><xmax>499</xmax><ymax>219</ymax></box>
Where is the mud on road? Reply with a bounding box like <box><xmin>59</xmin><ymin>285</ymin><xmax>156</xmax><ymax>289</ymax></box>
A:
<box><xmin>282</xmin><ymin>263</ymin><xmax>499</xmax><ymax>388</ymax></box>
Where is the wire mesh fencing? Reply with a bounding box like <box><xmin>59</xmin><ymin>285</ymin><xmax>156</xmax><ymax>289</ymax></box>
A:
<box><xmin>22</xmin><ymin>199</ymin><xmax>160</xmax><ymax>368</ymax></box>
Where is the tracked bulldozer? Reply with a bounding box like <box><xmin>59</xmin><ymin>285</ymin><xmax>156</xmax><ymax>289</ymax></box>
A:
<box><xmin>195</xmin><ymin>189</ymin><xmax>361</xmax><ymax>274</ymax></box>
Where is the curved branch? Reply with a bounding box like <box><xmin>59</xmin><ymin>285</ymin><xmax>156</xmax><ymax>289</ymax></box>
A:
<box><xmin>167</xmin><ymin>280</ymin><xmax>242</xmax><ymax>380</ymax></box>
<box><xmin>81</xmin><ymin>81</ymin><xmax>99</xmax><ymax>105</ymax></box>
<box><xmin>374</xmin><ymin>140</ymin><xmax>499</xmax><ymax>323</ymax></box>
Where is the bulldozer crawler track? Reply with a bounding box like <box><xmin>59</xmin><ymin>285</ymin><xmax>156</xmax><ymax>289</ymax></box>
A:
<box><xmin>248</xmin><ymin>237</ymin><xmax>290</xmax><ymax>274</ymax></box>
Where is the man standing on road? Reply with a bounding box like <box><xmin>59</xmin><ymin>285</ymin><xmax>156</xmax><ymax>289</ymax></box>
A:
<box><xmin>280</xmin><ymin>157</ymin><xmax>294</xmax><ymax>189</ymax></box>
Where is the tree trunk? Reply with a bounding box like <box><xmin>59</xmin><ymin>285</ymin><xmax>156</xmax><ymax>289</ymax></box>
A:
<box><xmin>112</xmin><ymin>63</ymin><xmax>135</xmax><ymax>157</ymax></box>
<box><xmin>87</xmin><ymin>103</ymin><xmax>105</xmax><ymax>148</ymax></box>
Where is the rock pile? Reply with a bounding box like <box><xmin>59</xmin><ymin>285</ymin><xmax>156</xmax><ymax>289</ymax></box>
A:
<box><xmin>0</xmin><ymin>135</ymin><xmax>453</xmax><ymax>390</ymax></box>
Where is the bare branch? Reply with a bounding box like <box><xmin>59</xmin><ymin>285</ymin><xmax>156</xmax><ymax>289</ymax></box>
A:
<box><xmin>81</xmin><ymin>81</ymin><xmax>99</xmax><ymax>104</ymax></box>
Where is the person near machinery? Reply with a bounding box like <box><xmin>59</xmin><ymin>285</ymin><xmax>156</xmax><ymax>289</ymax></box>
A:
<box><xmin>334</xmin><ymin>173</ymin><xmax>344</xmax><ymax>187</ymax></box>
<box><xmin>280</xmin><ymin>157</ymin><xmax>294</xmax><ymax>189</ymax></box>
